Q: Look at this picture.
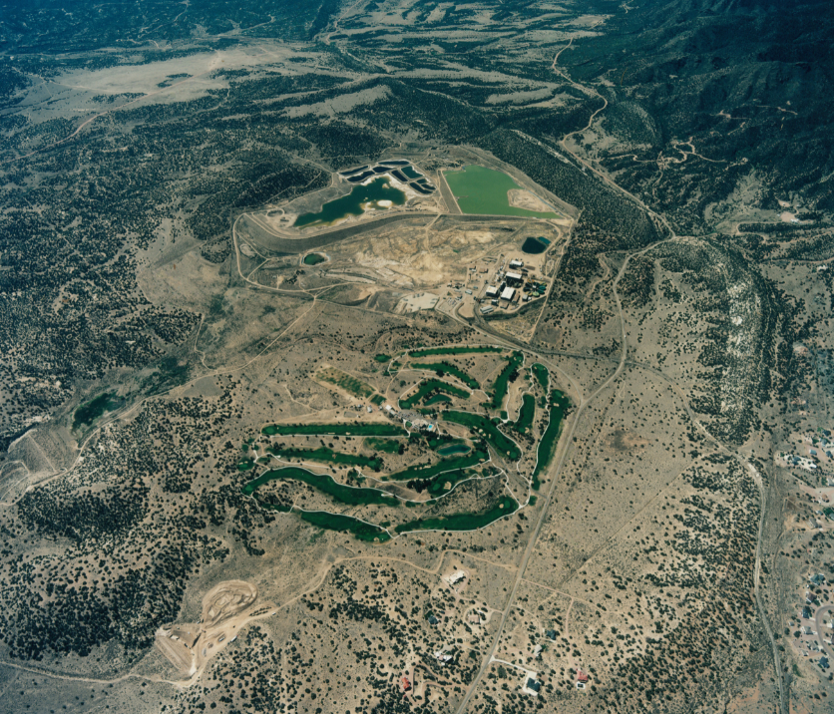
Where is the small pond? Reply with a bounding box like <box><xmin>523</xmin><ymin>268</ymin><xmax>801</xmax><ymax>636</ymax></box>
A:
<box><xmin>522</xmin><ymin>236</ymin><xmax>547</xmax><ymax>254</ymax></box>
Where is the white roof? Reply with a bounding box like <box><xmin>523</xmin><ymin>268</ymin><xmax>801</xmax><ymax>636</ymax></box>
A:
<box><xmin>506</xmin><ymin>271</ymin><xmax>523</xmax><ymax>281</ymax></box>
<box><xmin>501</xmin><ymin>286</ymin><xmax>516</xmax><ymax>301</ymax></box>
<box><xmin>485</xmin><ymin>285</ymin><xmax>499</xmax><ymax>295</ymax></box>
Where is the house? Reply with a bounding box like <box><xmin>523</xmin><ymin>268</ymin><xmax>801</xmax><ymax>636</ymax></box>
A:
<box><xmin>545</xmin><ymin>629</ymin><xmax>557</xmax><ymax>641</ymax></box>
<box><xmin>576</xmin><ymin>669</ymin><xmax>589</xmax><ymax>684</ymax></box>
<box><xmin>401</xmin><ymin>676</ymin><xmax>411</xmax><ymax>691</ymax></box>
<box><xmin>501</xmin><ymin>286</ymin><xmax>516</xmax><ymax>302</ymax></box>
<box><xmin>526</xmin><ymin>678</ymin><xmax>541</xmax><ymax>694</ymax></box>
<box><xmin>427</xmin><ymin>614</ymin><xmax>439</xmax><ymax>626</ymax></box>
<box><xmin>434</xmin><ymin>651</ymin><xmax>453</xmax><ymax>664</ymax></box>
<box><xmin>505</xmin><ymin>271</ymin><xmax>523</xmax><ymax>286</ymax></box>
<box><xmin>802</xmin><ymin>606</ymin><xmax>813</xmax><ymax>619</ymax></box>
<box><xmin>810</xmin><ymin>573</ymin><xmax>826</xmax><ymax>586</ymax></box>
<box><xmin>485</xmin><ymin>285</ymin><xmax>499</xmax><ymax>298</ymax></box>
<box><xmin>819</xmin><ymin>656</ymin><xmax>830</xmax><ymax>670</ymax></box>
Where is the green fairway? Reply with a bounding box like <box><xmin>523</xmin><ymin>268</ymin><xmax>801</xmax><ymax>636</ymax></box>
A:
<box><xmin>395</xmin><ymin>495</ymin><xmax>518</xmax><ymax>533</ymax></box>
<box><xmin>532</xmin><ymin>390</ymin><xmax>570</xmax><ymax>490</ymax></box>
<box><xmin>410</xmin><ymin>346</ymin><xmax>503</xmax><ymax>358</ymax></box>
<box><xmin>365</xmin><ymin>437</ymin><xmax>402</xmax><ymax>453</ymax></box>
<box><xmin>443</xmin><ymin>165</ymin><xmax>559</xmax><ymax>218</ymax></box>
<box><xmin>513</xmin><ymin>394</ymin><xmax>536</xmax><ymax>435</ymax></box>
<box><xmin>489</xmin><ymin>351</ymin><xmax>523</xmax><ymax>409</ymax></box>
<box><xmin>410</xmin><ymin>468</ymin><xmax>479</xmax><ymax>498</ymax></box>
<box><xmin>268</xmin><ymin>445</ymin><xmax>382</xmax><ymax>471</ymax></box>
<box><xmin>442</xmin><ymin>411</ymin><xmax>521</xmax><ymax>460</ymax></box>
<box><xmin>424</xmin><ymin>393</ymin><xmax>453</xmax><ymax>406</ymax></box>
<box><xmin>399</xmin><ymin>379</ymin><xmax>469</xmax><ymax>409</ymax></box>
<box><xmin>263</xmin><ymin>423</ymin><xmax>406</xmax><ymax>437</ymax></box>
<box><xmin>386</xmin><ymin>449</ymin><xmax>488</xmax><ymax>481</ymax></box>
<box><xmin>243</xmin><ymin>467</ymin><xmax>399</xmax><ymax>507</ymax></box>
<box><xmin>411</xmin><ymin>361</ymin><xmax>480</xmax><ymax>389</ymax></box>
<box><xmin>532</xmin><ymin>363</ymin><xmax>549</xmax><ymax>392</ymax></box>
<box><xmin>299</xmin><ymin>511</ymin><xmax>391</xmax><ymax>542</ymax></box>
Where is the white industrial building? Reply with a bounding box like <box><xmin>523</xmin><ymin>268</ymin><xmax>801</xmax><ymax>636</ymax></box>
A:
<box><xmin>501</xmin><ymin>286</ymin><xmax>516</xmax><ymax>302</ymax></box>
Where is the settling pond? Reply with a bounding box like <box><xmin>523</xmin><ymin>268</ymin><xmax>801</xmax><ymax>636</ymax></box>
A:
<box><xmin>522</xmin><ymin>236</ymin><xmax>549</xmax><ymax>254</ymax></box>
<box><xmin>294</xmin><ymin>177</ymin><xmax>406</xmax><ymax>228</ymax></box>
<box><xmin>443</xmin><ymin>165</ymin><xmax>559</xmax><ymax>219</ymax></box>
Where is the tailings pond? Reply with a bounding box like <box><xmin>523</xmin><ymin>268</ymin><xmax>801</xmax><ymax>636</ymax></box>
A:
<box><xmin>443</xmin><ymin>165</ymin><xmax>559</xmax><ymax>219</ymax></box>
<box><xmin>294</xmin><ymin>177</ymin><xmax>406</xmax><ymax>228</ymax></box>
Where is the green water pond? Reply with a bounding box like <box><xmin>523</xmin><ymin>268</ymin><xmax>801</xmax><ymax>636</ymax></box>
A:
<box><xmin>436</xmin><ymin>442</ymin><xmax>471</xmax><ymax>456</ymax></box>
<box><xmin>443</xmin><ymin>165</ymin><xmax>559</xmax><ymax>219</ymax></box>
<box><xmin>294</xmin><ymin>177</ymin><xmax>406</xmax><ymax>228</ymax></box>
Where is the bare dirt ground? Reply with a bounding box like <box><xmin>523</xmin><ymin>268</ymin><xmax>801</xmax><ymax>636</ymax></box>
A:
<box><xmin>156</xmin><ymin>581</ymin><xmax>274</xmax><ymax>680</ymax></box>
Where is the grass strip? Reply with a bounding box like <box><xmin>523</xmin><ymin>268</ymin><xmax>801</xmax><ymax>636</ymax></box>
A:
<box><xmin>424</xmin><ymin>393</ymin><xmax>452</xmax><ymax>406</ymax></box>
<box><xmin>386</xmin><ymin>449</ymin><xmax>488</xmax><ymax>481</ymax></box>
<box><xmin>532</xmin><ymin>363</ymin><xmax>549</xmax><ymax>392</ymax></box>
<box><xmin>410</xmin><ymin>361</ymin><xmax>480</xmax><ymax>389</ymax></box>
<box><xmin>489</xmin><ymin>351</ymin><xmax>523</xmax><ymax>409</ymax></box>
<box><xmin>532</xmin><ymin>390</ymin><xmax>570</xmax><ymax>490</ymax></box>
<box><xmin>299</xmin><ymin>511</ymin><xmax>391</xmax><ymax>542</ymax></box>
<box><xmin>374</xmin><ymin>354</ymin><xmax>391</xmax><ymax>362</ymax></box>
<box><xmin>410</xmin><ymin>346</ymin><xmax>503</xmax><ymax>358</ymax></box>
<box><xmin>514</xmin><ymin>394</ymin><xmax>536</xmax><ymax>435</ymax></box>
<box><xmin>399</xmin><ymin>379</ymin><xmax>469</xmax><ymax>409</ymax></box>
<box><xmin>263</xmin><ymin>423</ymin><xmax>406</xmax><ymax>437</ymax></box>
<box><xmin>395</xmin><ymin>496</ymin><xmax>518</xmax><ymax>533</ymax></box>
<box><xmin>243</xmin><ymin>467</ymin><xmax>399</xmax><ymax>507</ymax></box>
<box><xmin>268</xmin><ymin>446</ymin><xmax>382</xmax><ymax>471</ymax></box>
<box><xmin>442</xmin><ymin>411</ymin><xmax>521</xmax><ymax>460</ymax></box>
<box><xmin>365</xmin><ymin>437</ymin><xmax>402</xmax><ymax>454</ymax></box>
